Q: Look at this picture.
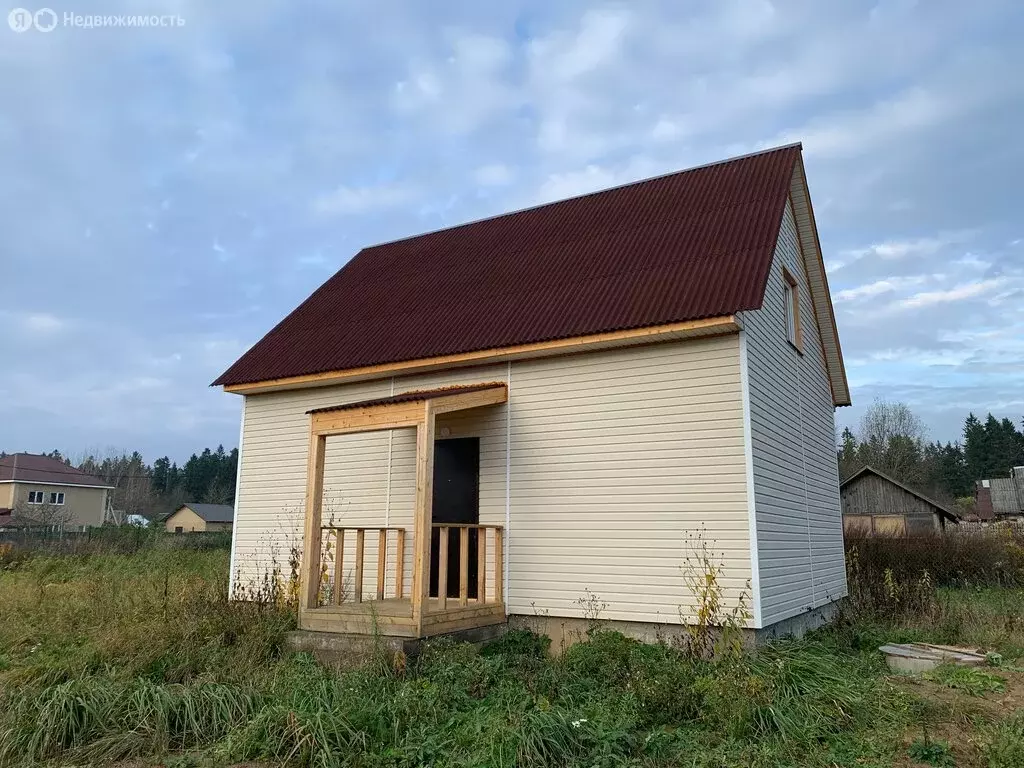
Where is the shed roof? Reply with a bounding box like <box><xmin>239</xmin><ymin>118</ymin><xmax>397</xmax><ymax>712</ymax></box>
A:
<box><xmin>0</xmin><ymin>453</ymin><xmax>113</xmax><ymax>489</ymax></box>
<box><xmin>979</xmin><ymin>478</ymin><xmax>1024</xmax><ymax>515</ymax></box>
<box><xmin>841</xmin><ymin>466</ymin><xmax>959</xmax><ymax>522</ymax></box>
<box><xmin>214</xmin><ymin>144</ymin><xmax>846</xmax><ymax>401</ymax></box>
<box><xmin>176</xmin><ymin>503</ymin><xmax>235</xmax><ymax>523</ymax></box>
<box><xmin>307</xmin><ymin>382</ymin><xmax>507</xmax><ymax>415</ymax></box>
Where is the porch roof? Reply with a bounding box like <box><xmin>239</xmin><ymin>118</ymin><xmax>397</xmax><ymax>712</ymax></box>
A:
<box><xmin>307</xmin><ymin>382</ymin><xmax>507</xmax><ymax>416</ymax></box>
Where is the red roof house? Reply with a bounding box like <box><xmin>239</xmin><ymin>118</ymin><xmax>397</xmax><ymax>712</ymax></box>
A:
<box><xmin>216</xmin><ymin>144</ymin><xmax>851</xmax><ymax>643</ymax></box>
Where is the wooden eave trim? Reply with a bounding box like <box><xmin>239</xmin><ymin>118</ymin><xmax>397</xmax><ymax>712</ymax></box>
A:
<box><xmin>788</xmin><ymin>161</ymin><xmax>852</xmax><ymax>406</ymax></box>
<box><xmin>310</xmin><ymin>383</ymin><xmax>508</xmax><ymax>436</ymax></box>
<box><xmin>223</xmin><ymin>315</ymin><xmax>739</xmax><ymax>395</ymax></box>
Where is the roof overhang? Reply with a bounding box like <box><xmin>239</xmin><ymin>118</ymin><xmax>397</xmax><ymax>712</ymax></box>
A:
<box><xmin>0</xmin><ymin>479</ymin><xmax>114</xmax><ymax>490</ymax></box>
<box><xmin>788</xmin><ymin>156</ymin><xmax>851</xmax><ymax>407</ymax></box>
<box><xmin>223</xmin><ymin>315</ymin><xmax>740</xmax><ymax>395</ymax></box>
<box><xmin>309</xmin><ymin>382</ymin><xmax>509</xmax><ymax>436</ymax></box>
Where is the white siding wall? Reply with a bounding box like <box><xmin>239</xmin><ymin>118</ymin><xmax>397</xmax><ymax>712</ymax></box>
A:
<box><xmin>232</xmin><ymin>336</ymin><xmax>753</xmax><ymax>625</ymax></box>
<box><xmin>508</xmin><ymin>336</ymin><xmax>750</xmax><ymax>623</ymax></box>
<box><xmin>741</xmin><ymin>199</ymin><xmax>847</xmax><ymax>626</ymax></box>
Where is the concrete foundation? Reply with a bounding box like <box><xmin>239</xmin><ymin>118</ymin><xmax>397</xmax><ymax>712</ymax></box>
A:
<box><xmin>288</xmin><ymin>601</ymin><xmax>842</xmax><ymax>668</ymax></box>
<box><xmin>751</xmin><ymin>601</ymin><xmax>841</xmax><ymax>643</ymax></box>
<box><xmin>285</xmin><ymin>622</ymin><xmax>507</xmax><ymax>670</ymax></box>
<box><xmin>509</xmin><ymin>600</ymin><xmax>842</xmax><ymax>655</ymax></box>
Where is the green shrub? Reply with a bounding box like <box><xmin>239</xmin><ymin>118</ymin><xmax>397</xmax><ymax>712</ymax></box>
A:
<box><xmin>907</xmin><ymin>737</ymin><xmax>955</xmax><ymax>767</ymax></box>
<box><xmin>846</xmin><ymin>529</ymin><xmax>1024</xmax><ymax>590</ymax></box>
<box><xmin>980</xmin><ymin>712</ymin><xmax>1024</xmax><ymax>768</ymax></box>
<box><xmin>482</xmin><ymin>628</ymin><xmax>551</xmax><ymax>659</ymax></box>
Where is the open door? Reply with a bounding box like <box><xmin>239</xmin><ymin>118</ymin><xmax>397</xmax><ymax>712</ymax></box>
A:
<box><xmin>429</xmin><ymin>437</ymin><xmax>480</xmax><ymax>599</ymax></box>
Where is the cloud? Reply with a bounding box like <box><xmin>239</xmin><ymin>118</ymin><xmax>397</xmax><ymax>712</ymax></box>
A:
<box><xmin>833</xmin><ymin>276</ymin><xmax>928</xmax><ymax>303</ymax></box>
<box><xmin>1</xmin><ymin>0</ymin><xmax>1023</xmax><ymax>459</ymax></box>
<box><xmin>20</xmin><ymin>313</ymin><xmax>65</xmax><ymax>335</ymax></box>
<box><xmin>895</xmin><ymin>278</ymin><xmax>1009</xmax><ymax>310</ymax></box>
<box><xmin>774</xmin><ymin>88</ymin><xmax>954</xmax><ymax>160</ymax></box>
<box><xmin>474</xmin><ymin>163</ymin><xmax>514</xmax><ymax>186</ymax></box>
<box><xmin>312</xmin><ymin>183</ymin><xmax>419</xmax><ymax>216</ymax></box>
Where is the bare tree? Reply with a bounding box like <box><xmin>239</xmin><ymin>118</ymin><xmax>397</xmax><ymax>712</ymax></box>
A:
<box><xmin>14</xmin><ymin>500</ymin><xmax>74</xmax><ymax>530</ymax></box>
<box><xmin>857</xmin><ymin>399</ymin><xmax>927</xmax><ymax>484</ymax></box>
<box><xmin>77</xmin><ymin>447</ymin><xmax>154</xmax><ymax>525</ymax></box>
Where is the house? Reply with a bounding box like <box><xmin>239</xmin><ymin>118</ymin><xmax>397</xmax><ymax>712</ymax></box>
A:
<box><xmin>841</xmin><ymin>466</ymin><xmax>959</xmax><ymax>536</ymax></box>
<box><xmin>0</xmin><ymin>453</ymin><xmax>113</xmax><ymax>529</ymax></box>
<box><xmin>164</xmin><ymin>503</ymin><xmax>235</xmax><ymax>533</ymax></box>
<box><xmin>0</xmin><ymin>453</ymin><xmax>113</xmax><ymax>530</ymax></box>
<box><xmin>213</xmin><ymin>143</ymin><xmax>851</xmax><ymax>644</ymax></box>
<box><xmin>975</xmin><ymin>469</ymin><xmax>1024</xmax><ymax>522</ymax></box>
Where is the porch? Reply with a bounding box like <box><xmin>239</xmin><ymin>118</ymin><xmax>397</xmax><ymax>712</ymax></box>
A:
<box><xmin>298</xmin><ymin>383</ymin><xmax>509</xmax><ymax>638</ymax></box>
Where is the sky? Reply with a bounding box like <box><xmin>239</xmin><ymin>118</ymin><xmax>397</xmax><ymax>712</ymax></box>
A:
<box><xmin>1</xmin><ymin>0</ymin><xmax>1022</xmax><ymax>463</ymax></box>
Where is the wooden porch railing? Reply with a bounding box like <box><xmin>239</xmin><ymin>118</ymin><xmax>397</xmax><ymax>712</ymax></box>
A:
<box><xmin>317</xmin><ymin>523</ymin><xmax>504</xmax><ymax>615</ymax></box>
<box><xmin>320</xmin><ymin>526</ymin><xmax>406</xmax><ymax>605</ymax></box>
<box><xmin>429</xmin><ymin>524</ymin><xmax>504</xmax><ymax>613</ymax></box>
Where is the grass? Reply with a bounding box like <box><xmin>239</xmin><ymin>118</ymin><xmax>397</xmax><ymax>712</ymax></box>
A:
<box><xmin>980</xmin><ymin>712</ymin><xmax>1024</xmax><ymax>768</ymax></box>
<box><xmin>924</xmin><ymin>664</ymin><xmax>1007</xmax><ymax>697</ymax></box>
<box><xmin>0</xmin><ymin>533</ymin><xmax>1023</xmax><ymax>767</ymax></box>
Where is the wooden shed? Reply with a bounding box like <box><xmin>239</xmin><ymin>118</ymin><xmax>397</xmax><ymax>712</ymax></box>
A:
<box><xmin>841</xmin><ymin>466</ymin><xmax>959</xmax><ymax>536</ymax></box>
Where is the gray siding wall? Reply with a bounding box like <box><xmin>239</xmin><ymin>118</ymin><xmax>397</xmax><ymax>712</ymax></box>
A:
<box><xmin>740</xmin><ymin>199</ymin><xmax>847</xmax><ymax>627</ymax></box>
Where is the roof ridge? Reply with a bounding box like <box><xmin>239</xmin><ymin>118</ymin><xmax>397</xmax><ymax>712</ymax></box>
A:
<box><xmin>359</xmin><ymin>143</ymin><xmax>803</xmax><ymax>252</ymax></box>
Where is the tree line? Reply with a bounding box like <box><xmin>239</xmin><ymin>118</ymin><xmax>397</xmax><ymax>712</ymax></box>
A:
<box><xmin>838</xmin><ymin>400</ymin><xmax>1024</xmax><ymax>510</ymax></box>
<box><xmin>1</xmin><ymin>446</ymin><xmax>238</xmax><ymax>522</ymax></box>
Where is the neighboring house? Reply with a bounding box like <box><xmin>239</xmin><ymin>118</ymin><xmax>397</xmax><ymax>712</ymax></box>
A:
<box><xmin>841</xmin><ymin>466</ymin><xmax>959</xmax><ymax>536</ymax></box>
<box><xmin>0</xmin><ymin>453</ymin><xmax>113</xmax><ymax>530</ymax></box>
<box><xmin>165</xmin><ymin>503</ymin><xmax>235</xmax><ymax>533</ymax></box>
<box><xmin>214</xmin><ymin>144</ymin><xmax>852</xmax><ymax>643</ymax></box>
<box><xmin>975</xmin><ymin>468</ymin><xmax>1024</xmax><ymax>521</ymax></box>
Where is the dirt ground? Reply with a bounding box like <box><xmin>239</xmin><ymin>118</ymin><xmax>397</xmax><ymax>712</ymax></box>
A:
<box><xmin>894</xmin><ymin>668</ymin><xmax>1024</xmax><ymax>767</ymax></box>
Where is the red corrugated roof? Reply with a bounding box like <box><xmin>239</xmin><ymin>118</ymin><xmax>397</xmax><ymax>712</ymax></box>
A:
<box><xmin>214</xmin><ymin>145</ymin><xmax>801</xmax><ymax>387</ymax></box>
<box><xmin>307</xmin><ymin>382</ymin><xmax>507</xmax><ymax>415</ymax></box>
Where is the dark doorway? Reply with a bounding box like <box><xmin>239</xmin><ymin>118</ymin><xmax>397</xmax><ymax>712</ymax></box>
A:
<box><xmin>429</xmin><ymin>437</ymin><xmax>480</xmax><ymax>600</ymax></box>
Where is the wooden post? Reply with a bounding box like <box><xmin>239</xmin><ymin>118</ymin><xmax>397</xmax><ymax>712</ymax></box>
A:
<box><xmin>477</xmin><ymin>528</ymin><xmax>487</xmax><ymax>604</ymax></box>
<box><xmin>494</xmin><ymin>527</ymin><xmax>504</xmax><ymax>605</ymax></box>
<box><xmin>411</xmin><ymin>405</ymin><xmax>435</xmax><ymax>633</ymax></box>
<box><xmin>377</xmin><ymin>529</ymin><xmax>387</xmax><ymax>600</ymax></box>
<box><xmin>333</xmin><ymin>528</ymin><xmax>345</xmax><ymax>606</ymax></box>
<box><xmin>300</xmin><ymin>432</ymin><xmax>327</xmax><ymax>613</ymax></box>
<box><xmin>395</xmin><ymin>528</ymin><xmax>406</xmax><ymax>599</ymax></box>
<box><xmin>437</xmin><ymin>526</ymin><xmax>448</xmax><ymax>611</ymax></box>
<box><xmin>459</xmin><ymin>527</ymin><xmax>469</xmax><ymax>606</ymax></box>
<box><xmin>354</xmin><ymin>528</ymin><xmax>365</xmax><ymax>603</ymax></box>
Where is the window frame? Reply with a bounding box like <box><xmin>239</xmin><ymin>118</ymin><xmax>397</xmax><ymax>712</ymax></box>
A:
<box><xmin>28</xmin><ymin>490</ymin><xmax>45</xmax><ymax>504</ymax></box>
<box><xmin>47</xmin><ymin>492</ymin><xmax>66</xmax><ymax>505</ymax></box>
<box><xmin>782</xmin><ymin>267</ymin><xmax>803</xmax><ymax>353</ymax></box>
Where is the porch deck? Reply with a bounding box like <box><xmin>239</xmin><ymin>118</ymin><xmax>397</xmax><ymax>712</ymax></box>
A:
<box><xmin>300</xmin><ymin>522</ymin><xmax>506</xmax><ymax>638</ymax></box>
<box><xmin>298</xmin><ymin>385</ymin><xmax>510</xmax><ymax>640</ymax></box>
<box><xmin>300</xmin><ymin>598</ymin><xmax>507</xmax><ymax>638</ymax></box>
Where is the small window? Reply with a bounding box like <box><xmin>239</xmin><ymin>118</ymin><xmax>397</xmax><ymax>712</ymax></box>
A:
<box><xmin>174</xmin><ymin>526</ymin><xmax>183</xmax><ymax>534</ymax></box>
<box><xmin>28</xmin><ymin>491</ymin><xmax>44</xmax><ymax>504</ymax></box>
<box><xmin>47</xmin><ymin>492</ymin><xmax>65</xmax><ymax>505</ymax></box>
<box><xmin>782</xmin><ymin>268</ymin><xmax>803</xmax><ymax>352</ymax></box>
